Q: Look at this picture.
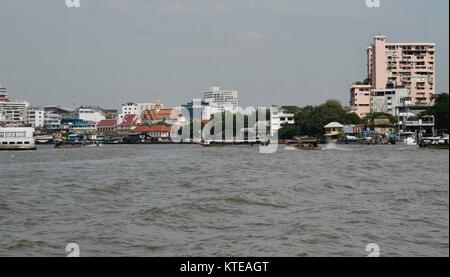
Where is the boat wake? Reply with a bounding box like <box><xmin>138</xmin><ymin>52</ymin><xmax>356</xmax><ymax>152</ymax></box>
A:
<box><xmin>322</xmin><ymin>143</ymin><xmax>354</xmax><ymax>151</ymax></box>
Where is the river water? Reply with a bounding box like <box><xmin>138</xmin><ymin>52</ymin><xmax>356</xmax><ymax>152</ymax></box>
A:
<box><xmin>0</xmin><ymin>144</ymin><xmax>448</xmax><ymax>257</ymax></box>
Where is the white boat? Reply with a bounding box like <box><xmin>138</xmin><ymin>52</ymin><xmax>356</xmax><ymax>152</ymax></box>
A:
<box><xmin>404</xmin><ymin>136</ymin><xmax>417</xmax><ymax>146</ymax></box>
<box><xmin>0</xmin><ymin>127</ymin><xmax>36</xmax><ymax>151</ymax></box>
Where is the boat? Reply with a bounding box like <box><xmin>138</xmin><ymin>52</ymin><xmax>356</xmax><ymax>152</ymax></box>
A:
<box><xmin>0</xmin><ymin>127</ymin><xmax>37</xmax><ymax>151</ymax></box>
<box><xmin>284</xmin><ymin>138</ymin><xmax>321</xmax><ymax>150</ymax></box>
<box><xmin>54</xmin><ymin>132</ymin><xmax>85</xmax><ymax>149</ymax></box>
<box><xmin>200</xmin><ymin>139</ymin><xmax>269</xmax><ymax>147</ymax></box>
<box><xmin>35</xmin><ymin>135</ymin><xmax>54</xmax><ymax>144</ymax></box>
<box><xmin>295</xmin><ymin>138</ymin><xmax>321</xmax><ymax>150</ymax></box>
<box><xmin>55</xmin><ymin>142</ymin><xmax>83</xmax><ymax>149</ymax></box>
<box><xmin>419</xmin><ymin>134</ymin><xmax>449</xmax><ymax>149</ymax></box>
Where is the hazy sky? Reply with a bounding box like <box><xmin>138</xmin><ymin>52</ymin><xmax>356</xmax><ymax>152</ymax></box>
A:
<box><xmin>0</xmin><ymin>0</ymin><xmax>448</xmax><ymax>109</ymax></box>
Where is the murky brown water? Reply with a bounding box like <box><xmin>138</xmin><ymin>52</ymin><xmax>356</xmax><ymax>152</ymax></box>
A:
<box><xmin>0</xmin><ymin>144</ymin><xmax>448</xmax><ymax>257</ymax></box>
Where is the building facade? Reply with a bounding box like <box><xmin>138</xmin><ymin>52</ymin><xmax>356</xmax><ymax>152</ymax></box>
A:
<box><xmin>350</xmin><ymin>35</ymin><xmax>436</xmax><ymax>118</ymax></box>
<box><xmin>0</xmin><ymin>88</ymin><xmax>30</xmax><ymax>126</ymax></box>
<box><xmin>78</xmin><ymin>108</ymin><xmax>106</xmax><ymax>124</ymax></box>
<box><xmin>368</xmin><ymin>36</ymin><xmax>436</xmax><ymax>105</ymax></box>
<box><xmin>270</xmin><ymin>107</ymin><xmax>295</xmax><ymax>137</ymax></box>
<box><xmin>119</xmin><ymin>102</ymin><xmax>154</xmax><ymax>123</ymax></box>
<box><xmin>26</xmin><ymin>107</ymin><xmax>45</xmax><ymax>128</ymax></box>
<box><xmin>203</xmin><ymin>87</ymin><xmax>239</xmax><ymax>115</ymax></box>
<box><xmin>349</xmin><ymin>84</ymin><xmax>372</xmax><ymax>118</ymax></box>
<box><xmin>371</xmin><ymin>88</ymin><xmax>409</xmax><ymax>116</ymax></box>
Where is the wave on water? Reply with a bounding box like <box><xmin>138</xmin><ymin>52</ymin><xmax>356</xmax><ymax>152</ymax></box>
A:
<box><xmin>322</xmin><ymin>143</ymin><xmax>354</xmax><ymax>151</ymax></box>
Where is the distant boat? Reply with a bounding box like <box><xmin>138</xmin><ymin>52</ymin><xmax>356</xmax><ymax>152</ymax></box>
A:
<box><xmin>35</xmin><ymin>135</ymin><xmax>54</xmax><ymax>144</ymax></box>
<box><xmin>0</xmin><ymin>127</ymin><xmax>36</xmax><ymax>151</ymax></box>
<box><xmin>284</xmin><ymin>138</ymin><xmax>321</xmax><ymax>150</ymax></box>
<box><xmin>419</xmin><ymin>134</ymin><xmax>449</xmax><ymax>149</ymax></box>
<box><xmin>55</xmin><ymin>142</ymin><xmax>83</xmax><ymax>149</ymax></box>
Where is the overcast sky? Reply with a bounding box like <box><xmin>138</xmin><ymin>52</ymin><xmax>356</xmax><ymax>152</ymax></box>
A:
<box><xmin>0</xmin><ymin>0</ymin><xmax>448</xmax><ymax>109</ymax></box>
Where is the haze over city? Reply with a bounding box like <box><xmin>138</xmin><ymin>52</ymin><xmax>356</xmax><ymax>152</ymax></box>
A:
<box><xmin>0</xmin><ymin>0</ymin><xmax>448</xmax><ymax>108</ymax></box>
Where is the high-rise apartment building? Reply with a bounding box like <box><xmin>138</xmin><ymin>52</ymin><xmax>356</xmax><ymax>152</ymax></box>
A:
<box><xmin>351</xmin><ymin>36</ymin><xmax>436</xmax><ymax>118</ymax></box>
<box><xmin>368</xmin><ymin>35</ymin><xmax>436</xmax><ymax>105</ymax></box>
<box><xmin>203</xmin><ymin>87</ymin><xmax>239</xmax><ymax>114</ymax></box>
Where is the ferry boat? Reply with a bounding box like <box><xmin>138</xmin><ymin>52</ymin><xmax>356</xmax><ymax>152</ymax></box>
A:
<box><xmin>0</xmin><ymin>127</ymin><xmax>36</xmax><ymax>151</ymax></box>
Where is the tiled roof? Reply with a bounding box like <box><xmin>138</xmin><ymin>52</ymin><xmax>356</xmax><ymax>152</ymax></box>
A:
<box><xmin>120</xmin><ymin>114</ymin><xmax>139</xmax><ymax>127</ymax></box>
<box><xmin>96</xmin><ymin>119</ymin><xmax>117</xmax><ymax>128</ymax></box>
<box><xmin>142</xmin><ymin>108</ymin><xmax>176</xmax><ymax>121</ymax></box>
<box><xmin>133</xmin><ymin>125</ymin><xmax>172</xmax><ymax>133</ymax></box>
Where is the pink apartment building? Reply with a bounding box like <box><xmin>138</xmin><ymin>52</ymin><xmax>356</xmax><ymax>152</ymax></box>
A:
<box><xmin>351</xmin><ymin>35</ymin><xmax>436</xmax><ymax>118</ymax></box>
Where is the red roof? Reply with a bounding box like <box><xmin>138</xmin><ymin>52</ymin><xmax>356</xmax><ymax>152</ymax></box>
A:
<box><xmin>133</xmin><ymin>125</ymin><xmax>172</xmax><ymax>133</ymax></box>
<box><xmin>142</xmin><ymin>108</ymin><xmax>176</xmax><ymax>121</ymax></box>
<box><xmin>96</xmin><ymin>119</ymin><xmax>117</xmax><ymax>128</ymax></box>
<box><xmin>120</xmin><ymin>114</ymin><xmax>140</xmax><ymax>127</ymax></box>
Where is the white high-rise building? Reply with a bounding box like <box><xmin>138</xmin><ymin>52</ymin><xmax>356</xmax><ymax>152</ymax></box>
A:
<box><xmin>0</xmin><ymin>85</ymin><xmax>30</xmax><ymax>126</ymax></box>
<box><xmin>26</xmin><ymin>107</ymin><xmax>45</xmax><ymax>128</ymax></box>
<box><xmin>203</xmin><ymin>87</ymin><xmax>239</xmax><ymax>116</ymax></box>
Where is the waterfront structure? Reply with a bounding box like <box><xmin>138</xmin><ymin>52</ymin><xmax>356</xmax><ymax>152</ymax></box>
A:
<box><xmin>371</xmin><ymin>88</ymin><xmax>409</xmax><ymax>116</ymax></box>
<box><xmin>78</xmin><ymin>107</ymin><xmax>106</xmax><ymax>124</ymax></box>
<box><xmin>117</xmin><ymin>114</ymin><xmax>141</xmax><ymax>135</ymax></box>
<box><xmin>270</xmin><ymin>107</ymin><xmax>295</xmax><ymax>136</ymax></box>
<box><xmin>0</xmin><ymin>127</ymin><xmax>36</xmax><ymax>150</ymax></box>
<box><xmin>43</xmin><ymin>112</ymin><xmax>62</xmax><ymax>130</ymax></box>
<box><xmin>398</xmin><ymin>115</ymin><xmax>435</xmax><ymax>136</ymax></box>
<box><xmin>133</xmin><ymin>125</ymin><xmax>172</xmax><ymax>142</ymax></box>
<box><xmin>26</xmin><ymin>107</ymin><xmax>45</xmax><ymax>128</ymax></box>
<box><xmin>96</xmin><ymin>119</ymin><xmax>117</xmax><ymax>135</ymax></box>
<box><xmin>203</xmin><ymin>87</ymin><xmax>239</xmax><ymax>116</ymax></box>
<box><xmin>349</xmin><ymin>84</ymin><xmax>372</xmax><ymax>118</ymax></box>
<box><xmin>324</xmin><ymin>122</ymin><xmax>345</xmax><ymax>142</ymax></box>
<box><xmin>368</xmin><ymin>117</ymin><xmax>394</xmax><ymax>135</ymax></box>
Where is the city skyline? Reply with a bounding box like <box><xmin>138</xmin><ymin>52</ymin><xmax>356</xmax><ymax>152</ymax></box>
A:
<box><xmin>0</xmin><ymin>0</ymin><xmax>448</xmax><ymax>108</ymax></box>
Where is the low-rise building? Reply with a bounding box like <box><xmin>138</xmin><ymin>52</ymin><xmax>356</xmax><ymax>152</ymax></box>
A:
<box><xmin>133</xmin><ymin>125</ymin><xmax>172</xmax><ymax>142</ymax></box>
<box><xmin>119</xmin><ymin>102</ymin><xmax>154</xmax><ymax>123</ymax></box>
<box><xmin>117</xmin><ymin>114</ymin><xmax>141</xmax><ymax>135</ymax></box>
<box><xmin>270</xmin><ymin>107</ymin><xmax>295</xmax><ymax>136</ymax></box>
<box><xmin>78</xmin><ymin>107</ymin><xmax>105</xmax><ymax>124</ymax></box>
<box><xmin>371</xmin><ymin>88</ymin><xmax>409</xmax><ymax>116</ymax></box>
<box><xmin>43</xmin><ymin>112</ymin><xmax>62</xmax><ymax>130</ymax></box>
<box><xmin>96</xmin><ymin>119</ymin><xmax>118</xmax><ymax>135</ymax></box>
<box><xmin>324</xmin><ymin>122</ymin><xmax>345</xmax><ymax>142</ymax></box>
<box><xmin>349</xmin><ymin>84</ymin><xmax>372</xmax><ymax>118</ymax></box>
<box><xmin>26</xmin><ymin>107</ymin><xmax>45</xmax><ymax>128</ymax></box>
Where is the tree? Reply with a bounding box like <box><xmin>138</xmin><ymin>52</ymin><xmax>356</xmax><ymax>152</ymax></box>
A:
<box><xmin>278</xmin><ymin>99</ymin><xmax>363</xmax><ymax>139</ymax></box>
<box><xmin>363</xmin><ymin>112</ymin><xmax>397</xmax><ymax>125</ymax></box>
<box><xmin>421</xmin><ymin>93</ymin><xmax>449</xmax><ymax>132</ymax></box>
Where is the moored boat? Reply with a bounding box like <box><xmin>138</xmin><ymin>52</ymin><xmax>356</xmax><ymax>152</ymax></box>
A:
<box><xmin>0</xmin><ymin>127</ymin><xmax>36</xmax><ymax>151</ymax></box>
